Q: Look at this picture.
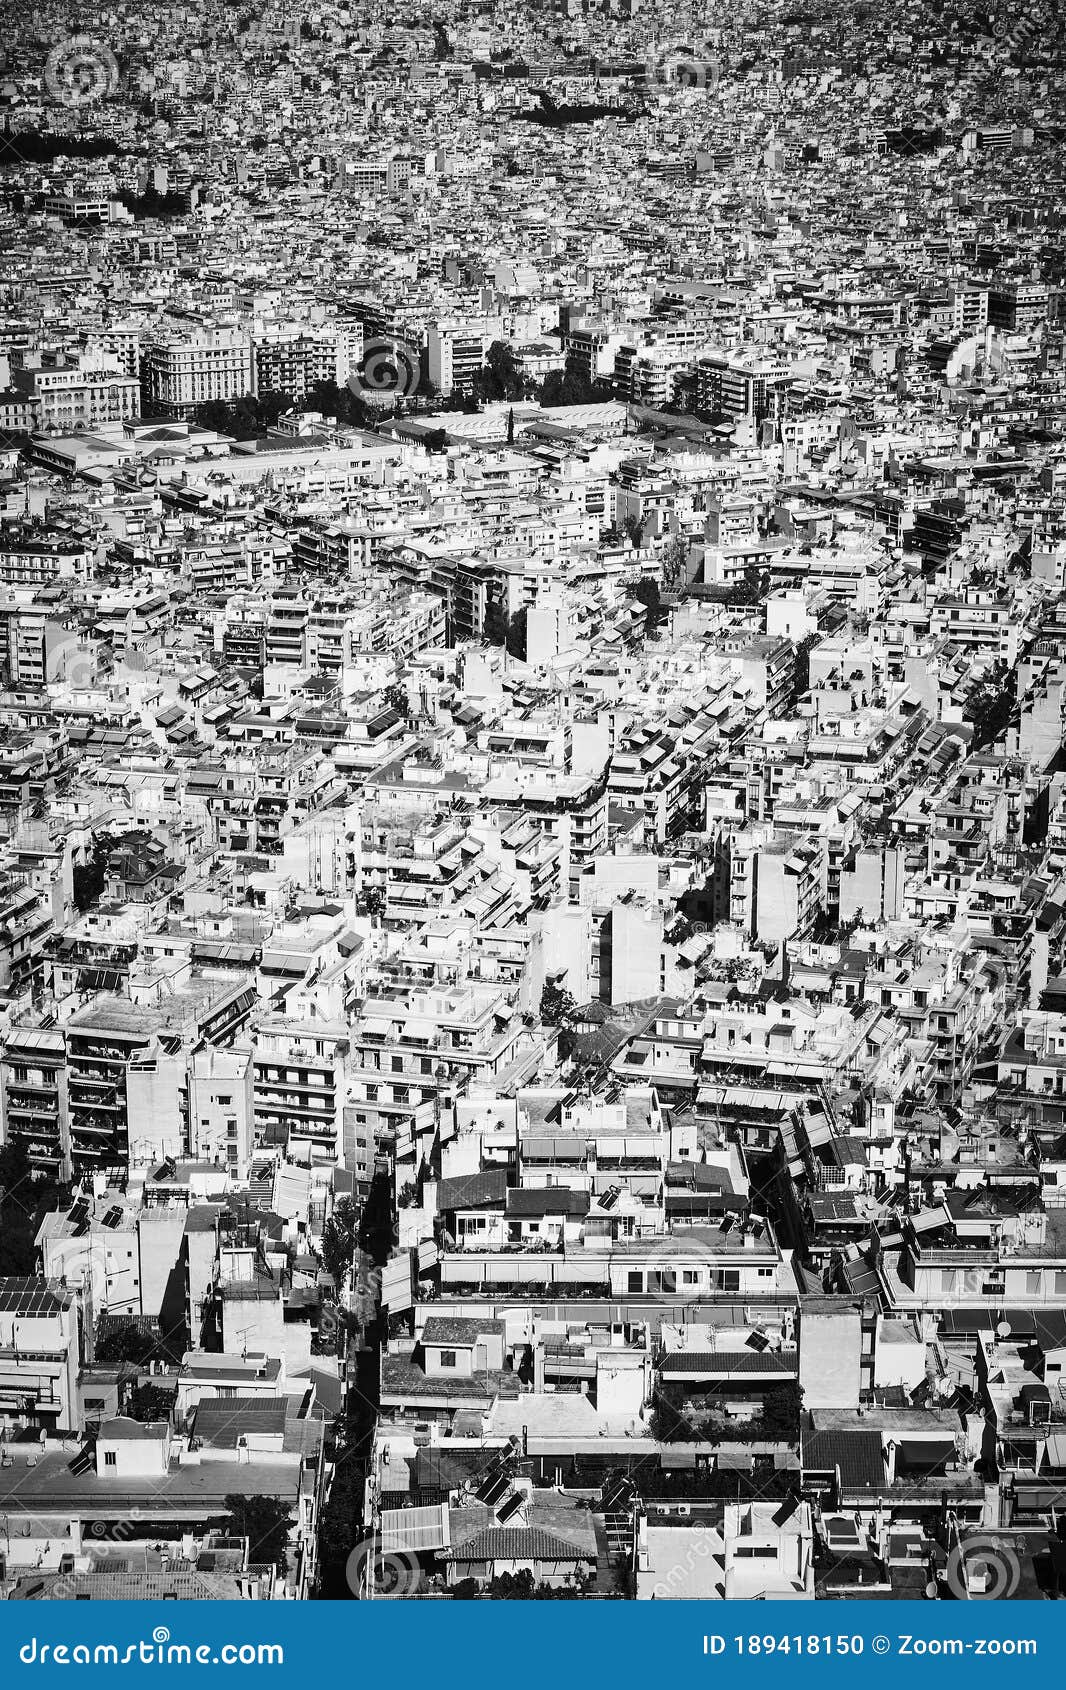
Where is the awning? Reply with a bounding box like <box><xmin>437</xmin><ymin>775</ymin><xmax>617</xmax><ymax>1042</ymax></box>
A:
<box><xmin>1042</xmin><ymin>1433</ymin><xmax>1066</xmax><ymax>1470</ymax></box>
<box><xmin>379</xmin><ymin>1502</ymin><xmax>450</xmax><ymax>1554</ymax></box>
<box><xmin>659</xmin><ymin>1446</ymin><xmax>698</xmax><ymax>1470</ymax></box>
<box><xmin>716</xmin><ymin>1451</ymin><xmax>754</xmax><ymax>1472</ymax></box>
<box><xmin>897</xmin><ymin>1437</ymin><xmax>955</xmax><ymax>1469</ymax></box>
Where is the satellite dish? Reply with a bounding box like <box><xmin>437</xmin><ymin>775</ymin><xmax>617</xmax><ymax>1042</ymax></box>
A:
<box><xmin>924</xmin><ymin>1580</ymin><xmax>938</xmax><ymax>1600</ymax></box>
<box><xmin>995</xmin><ymin>1321</ymin><xmax>1011</xmax><ymax>1338</ymax></box>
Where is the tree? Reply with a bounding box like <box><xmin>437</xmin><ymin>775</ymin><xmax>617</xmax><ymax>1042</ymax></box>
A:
<box><xmin>321</xmin><ymin>1197</ymin><xmax>360</xmax><ymax>1290</ymax></box>
<box><xmin>662</xmin><ymin>534</ymin><xmax>688</xmax><ymax>590</ymax></box>
<box><xmin>382</xmin><ymin>683</ymin><xmax>409</xmax><ymax>719</ymax></box>
<box><xmin>95</xmin><ymin>1319</ymin><xmax>159</xmax><ymax>1365</ymax></box>
<box><xmin>505</xmin><ymin>607</ymin><xmax>527</xmax><ymax>660</ymax></box>
<box><xmin>476</xmin><ymin>341</ymin><xmax>524</xmax><ymax>403</ymax></box>
<box><xmin>483</xmin><ymin>600</ymin><xmax>508</xmax><ymax>647</ymax></box>
<box><xmin>225</xmin><ymin>1493</ymin><xmax>292</xmax><ymax>1572</ymax></box>
<box><xmin>127</xmin><ymin>1380</ymin><xmax>177</xmax><ymax>1423</ymax></box>
<box><xmin>483</xmin><ymin>604</ymin><xmax>526</xmax><ymax>658</ymax></box>
<box><xmin>317</xmin><ymin>1459</ymin><xmax>362</xmax><ymax>1592</ymax></box>
<box><xmin>968</xmin><ymin>660</ymin><xmax>1014</xmax><ymax>749</ymax></box>
<box><xmin>255</xmin><ymin>388</ymin><xmax>291</xmax><ymax>429</ymax></box>
<box><xmin>539</xmin><ymin>982</ymin><xmax>577</xmax><ymax>1027</ymax></box>
<box><xmin>73</xmin><ymin>833</ymin><xmax>116</xmax><ymax>911</ymax></box>
<box><xmin>540</xmin><ymin>354</ymin><xmax>613</xmax><ymax>408</ymax></box>
<box><xmin>790</xmin><ymin>632</ymin><xmax>818</xmax><ymax>704</ymax></box>
<box><xmin>304</xmin><ymin>378</ymin><xmax>371</xmax><ymax>431</ymax></box>
<box><xmin>628</xmin><ymin>576</ymin><xmax>664</xmax><ymax>634</ymax></box>
<box><xmin>760</xmin><ymin>1382</ymin><xmax>803</xmax><ymax>1437</ymax></box>
<box><xmin>650</xmin><ymin>1381</ymin><xmax>698</xmax><ymax>1443</ymax></box>
<box><xmin>359</xmin><ymin>885</ymin><xmax>386</xmax><ymax>919</ymax></box>
<box><xmin>193</xmin><ymin>399</ymin><xmax>238</xmax><ymax>435</ymax></box>
<box><xmin>0</xmin><ymin>1140</ymin><xmax>66</xmax><ymax>1276</ymax></box>
<box><xmin>0</xmin><ymin>1137</ymin><xmax>31</xmax><ymax>1198</ymax></box>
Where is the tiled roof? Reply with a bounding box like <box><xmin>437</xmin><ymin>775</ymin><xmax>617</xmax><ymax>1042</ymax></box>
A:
<box><xmin>441</xmin><ymin>1527</ymin><xmax>586</xmax><ymax>1563</ymax></box>
<box><xmin>802</xmin><ymin>1428</ymin><xmax>884</xmax><ymax>1489</ymax></box>
<box><xmin>421</xmin><ymin>1316</ymin><xmax>506</xmax><ymax>1345</ymax></box>
<box><xmin>506</xmin><ymin>1187</ymin><xmax>589</xmax><ymax>1217</ymax></box>
<box><xmin>435</xmin><ymin>1169</ymin><xmax>508</xmax><ymax>1210</ymax></box>
<box><xmin>660</xmin><ymin>1348</ymin><xmax>798</xmax><ymax>1375</ymax></box>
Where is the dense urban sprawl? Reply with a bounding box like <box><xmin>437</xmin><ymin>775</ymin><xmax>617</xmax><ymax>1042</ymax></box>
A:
<box><xmin>0</xmin><ymin>0</ymin><xmax>1064</xmax><ymax>1603</ymax></box>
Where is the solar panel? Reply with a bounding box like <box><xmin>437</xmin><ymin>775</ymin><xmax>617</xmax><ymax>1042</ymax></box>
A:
<box><xmin>495</xmin><ymin>1490</ymin><xmax>523</xmax><ymax>1524</ymax></box>
<box><xmin>602</xmin><ymin>1476</ymin><xmax>635</xmax><ymax>1512</ymax></box>
<box><xmin>747</xmin><ymin>1330</ymin><xmax>770</xmax><ymax>1352</ymax></box>
<box><xmin>772</xmin><ymin>1494</ymin><xmax>800</xmax><ymax>1527</ymax></box>
<box><xmin>101</xmin><ymin>1207</ymin><xmax>123</xmax><ymax>1229</ymax></box>
<box><xmin>478</xmin><ymin>1472</ymin><xmax>510</xmax><ymax>1507</ymax></box>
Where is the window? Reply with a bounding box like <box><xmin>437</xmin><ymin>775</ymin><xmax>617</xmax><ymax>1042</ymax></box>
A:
<box><xmin>628</xmin><ymin>1271</ymin><xmax>643</xmax><ymax>1294</ymax></box>
<box><xmin>735</xmin><ymin>1545</ymin><xmax>777</xmax><ymax>1559</ymax></box>
<box><xmin>103</xmin><ymin>1451</ymin><xmax>117</xmax><ymax>1467</ymax></box>
<box><xmin>439</xmin><ymin>1349</ymin><xmax>457</xmax><ymax>1369</ymax></box>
